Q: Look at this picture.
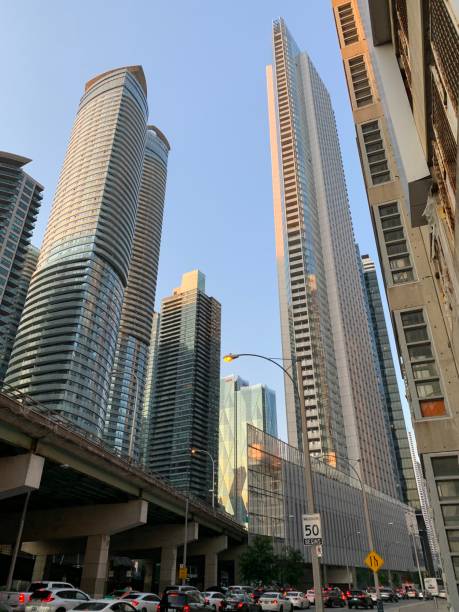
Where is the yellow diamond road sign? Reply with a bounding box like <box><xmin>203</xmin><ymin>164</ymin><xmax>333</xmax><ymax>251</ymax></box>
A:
<box><xmin>364</xmin><ymin>550</ymin><xmax>384</xmax><ymax>572</ymax></box>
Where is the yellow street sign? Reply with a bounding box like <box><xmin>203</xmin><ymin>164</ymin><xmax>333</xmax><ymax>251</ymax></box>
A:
<box><xmin>364</xmin><ymin>550</ymin><xmax>384</xmax><ymax>572</ymax></box>
<box><xmin>179</xmin><ymin>566</ymin><xmax>188</xmax><ymax>579</ymax></box>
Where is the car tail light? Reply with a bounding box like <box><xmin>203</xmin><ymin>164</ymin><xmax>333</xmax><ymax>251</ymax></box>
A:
<box><xmin>41</xmin><ymin>596</ymin><xmax>55</xmax><ymax>603</ymax></box>
<box><xmin>131</xmin><ymin>601</ymin><xmax>139</xmax><ymax>607</ymax></box>
<box><xmin>156</xmin><ymin>605</ymin><xmax>161</xmax><ymax>612</ymax></box>
<box><xmin>250</xmin><ymin>594</ymin><xmax>254</xmax><ymax>599</ymax></box>
<box><xmin>183</xmin><ymin>605</ymin><xmax>190</xmax><ymax>612</ymax></box>
<box><xmin>237</xmin><ymin>604</ymin><xmax>244</xmax><ymax>609</ymax></box>
<box><xmin>19</xmin><ymin>594</ymin><xmax>25</xmax><ymax>604</ymax></box>
<box><xmin>341</xmin><ymin>594</ymin><xmax>346</xmax><ymax>600</ymax></box>
<box><xmin>272</xmin><ymin>600</ymin><xmax>277</xmax><ymax>605</ymax></box>
<box><xmin>204</xmin><ymin>599</ymin><xmax>209</xmax><ymax>605</ymax></box>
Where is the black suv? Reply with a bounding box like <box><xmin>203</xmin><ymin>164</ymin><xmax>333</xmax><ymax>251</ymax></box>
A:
<box><xmin>158</xmin><ymin>592</ymin><xmax>214</xmax><ymax>612</ymax></box>
<box><xmin>346</xmin><ymin>591</ymin><xmax>374</xmax><ymax>609</ymax></box>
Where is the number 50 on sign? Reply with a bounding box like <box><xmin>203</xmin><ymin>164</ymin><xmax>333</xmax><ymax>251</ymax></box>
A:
<box><xmin>303</xmin><ymin>513</ymin><xmax>322</xmax><ymax>545</ymax></box>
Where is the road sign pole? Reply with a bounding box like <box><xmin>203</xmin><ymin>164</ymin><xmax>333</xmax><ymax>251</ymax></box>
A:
<box><xmin>297</xmin><ymin>359</ymin><xmax>324</xmax><ymax>612</ymax></box>
<box><xmin>361</xmin><ymin>478</ymin><xmax>382</xmax><ymax>608</ymax></box>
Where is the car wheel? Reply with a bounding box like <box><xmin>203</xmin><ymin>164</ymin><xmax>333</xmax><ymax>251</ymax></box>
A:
<box><xmin>56</xmin><ymin>608</ymin><xmax>66</xmax><ymax>612</ymax></box>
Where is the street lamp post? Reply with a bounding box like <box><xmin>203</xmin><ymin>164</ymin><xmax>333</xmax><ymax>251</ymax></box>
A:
<box><xmin>312</xmin><ymin>453</ymin><xmax>383</xmax><ymax>609</ymax></box>
<box><xmin>190</xmin><ymin>447</ymin><xmax>216</xmax><ymax>508</ymax></box>
<box><xmin>223</xmin><ymin>353</ymin><xmax>324</xmax><ymax>612</ymax></box>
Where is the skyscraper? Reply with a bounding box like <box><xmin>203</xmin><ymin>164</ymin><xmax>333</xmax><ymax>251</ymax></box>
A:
<box><xmin>5</xmin><ymin>66</ymin><xmax>148</xmax><ymax>436</ymax></box>
<box><xmin>360</xmin><ymin>254</ymin><xmax>419</xmax><ymax>507</ymax></box>
<box><xmin>267</xmin><ymin>18</ymin><xmax>397</xmax><ymax>496</ymax></box>
<box><xmin>148</xmin><ymin>271</ymin><xmax>221</xmax><ymax>502</ymax></box>
<box><xmin>140</xmin><ymin>311</ymin><xmax>161</xmax><ymax>466</ymax></box>
<box><xmin>104</xmin><ymin>125</ymin><xmax>169</xmax><ymax>459</ymax></box>
<box><xmin>331</xmin><ymin>0</ymin><xmax>459</xmax><ymax>601</ymax></box>
<box><xmin>219</xmin><ymin>375</ymin><xmax>277</xmax><ymax>523</ymax></box>
<box><xmin>0</xmin><ymin>153</ymin><xmax>42</xmax><ymax>383</ymax></box>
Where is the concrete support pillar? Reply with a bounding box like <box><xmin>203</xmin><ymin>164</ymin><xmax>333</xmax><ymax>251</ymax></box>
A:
<box><xmin>32</xmin><ymin>555</ymin><xmax>47</xmax><ymax>581</ymax></box>
<box><xmin>144</xmin><ymin>560</ymin><xmax>154</xmax><ymax>592</ymax></box>
<box><xmin>80</xmin><ymin>534</ymin><xmax>110</xmax><ymax>598</ymax></box>
<box><xmin>159</xmin><ymin>546</ymin><xmax>177</xmax><ymax>592</ymax></box>
<box><xmin>0</xmin><ymin>454</ymin><xmax>44</xmax><ymax>500</ymax></box>
<box><xmin>204</xmin><ymin>553</ymin><xmax>218</xmax><ymax>589</ymax></box>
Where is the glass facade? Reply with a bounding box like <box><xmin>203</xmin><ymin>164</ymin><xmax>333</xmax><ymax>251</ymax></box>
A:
<box><xmin>247</xmin><ymin>425</ymin><xmax>416</xmax><ymax>571</ymax></box>
<box><xmin>147</xmin><ymin>271</ymin><xmax>221</xmax><ymax>503</ymax></box>
<box><xmin>5</xmin><ymin>67</ymin><xmax>148</xmax><ymax>437</ymax></box>
<box><xmin>0</xmin><ymin>153</ymin><xmax>42</xmax><ymax>383</ymax></box>
<box><xmin>104</xmin><ymin>126</ymin><xmax>169</xmax><ymax>459</ymax></box>
<box><xmin>218</xmin><ymin>375</ymin><xmax>277</xmax><ymax>523</ymax></box>
<box><xmin>360</xmin><ymin>254</ymin><xmax>419</xmax><ymax>508</ymax></box>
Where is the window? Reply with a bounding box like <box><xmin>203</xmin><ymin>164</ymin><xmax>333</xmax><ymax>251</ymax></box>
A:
<box><xmin>442</xmin><ymin>504</ymin><xmax>459</xmax><ymax>526</ymax></box>
<box><xmin>348</xmin><ymin>55</ymin><xmax>372</xmax><ymax>107</ymax></box>
<box><xmin>437</xmin><ymin>481</ymin><xmax>459</xmax><ymax>501</ymax></box>
<box><xmin>432</xmin><ymin>456</ymin><xmax>459</xmax><ymax>477</ymax></box>
<box><xmin>362</xmin><ymin>121</ymin><xmax>391</xmax><ymax>184</ymax></box>
<box><xmin>401</xmin><ymin>309</ymin><xmax>445</xmax><ymax>415</ymax></box>
<box><xmin>338</xmin><ymin>3</ymin><xmax>359</xmax><ymax>45</ymax></box>
<box><xmin>447</xmin><ymin>530</ymin><xmax>459</xmax><ymax>552</ymax></box>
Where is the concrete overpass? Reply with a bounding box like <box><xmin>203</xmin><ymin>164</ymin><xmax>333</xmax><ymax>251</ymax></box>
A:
<box><xmin>0</xmin><ymin>389</ymin><xmax>247</xmax><ymax>595</ymax></box>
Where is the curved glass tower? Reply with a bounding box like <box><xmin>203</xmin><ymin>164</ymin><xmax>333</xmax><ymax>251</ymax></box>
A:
<box><xmin>104</xmin><ymin>125</ymin><xmax>170</xmax><ymax>458</ymax></box>
<box><xmin>5</xmin><ymin>66</ymin><xmax>148</xmax><ymax>436</ymax></box>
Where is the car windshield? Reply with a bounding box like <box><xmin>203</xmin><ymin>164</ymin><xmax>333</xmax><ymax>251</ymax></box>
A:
<box><xmin>262</xmin><ymin>594</ymin><xmax>280</xmax><ymax>598</ymax></box>
<box><xmin>287</xmin><ymin>593</ymin><xmax>299</xmax><ymax>597</ymax></box>
<box><xmin>74</xmin><ymin>605</ymin><xmax>108</xmax><ymax>611</ymax></box>
<box><xmin>122</xmin><ymin>595</ymin><xmax>142</xmax><ymax>600</ymax></box>
<box><xmin>30</xmin><ymin>591</ymin><xmax>53</xmax><ymax>601</ymax></box>
<box><xmin>351</xmin><ymin>592</ymin><xmax>364</xmax><ymax>595</ymax></box>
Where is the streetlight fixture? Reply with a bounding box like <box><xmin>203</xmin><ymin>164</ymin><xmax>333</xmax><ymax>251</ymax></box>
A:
<box><xmin>223</xmin><ymin>352</ymin><xmax>324</xmax><ymax>612</ymax></box>
<box><xmin>190</xmin><ymin>447</ymin><xmax>216</xmax><ymax>509</ymax></box>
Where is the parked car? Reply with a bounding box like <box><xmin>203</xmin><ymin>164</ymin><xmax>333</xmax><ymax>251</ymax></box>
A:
<box><xmin>26</xmin><ymin>588</ymin><xmax>91</xmax><ymax>612</ymax></box>
<box><xmin>74</xmin><ymin>602</ymin><xmax>136</xmax><ymax>612</ymax></box>
<box><xmin>258</xmin><ymin>593</ymin><xmax>292</xmax><ymax>612</ymax></box>
<box><xmin>284</xmin><ymin>593</ymin><xmax>309</xmax><ymax>610</ymax></box>
<box><xmin>222</xmin><ymin>593</ymin><xmax>259</xmax><ymax>612</ymax></box>
<box><xmin>322</xmin><ymin>589</ymin><xmax>345</xmax><ymax>608</ymax></box>
<box><xmin>202</xmin><ymin>593</ymin><xmax>225</xmax><ymax>611</ymax></box>
<box><xmin>155</xmin><ymin>592</ymin><xmax>213</xmax><ymax>612</ymax></box>
<box><xmin>115</xmin><ymin>593</ymin><xmax>160</xmax><ymax>612</ymax></box>
<box><xmin>346</xmin><ymin>591</ymin><xmax>373</xmax><ymax>610</ymax></box>
<box><xmin>0</xmin><ymin>583</ymin><xmax>74</xmax><ymax>612</ymax></box>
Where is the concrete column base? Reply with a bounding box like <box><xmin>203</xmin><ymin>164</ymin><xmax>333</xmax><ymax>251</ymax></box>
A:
<box><xmin>80</xmin><ymin>534</ymin><xmax>110</xmax><ymax>598</ymax></box>
<box><xmin>205</xmin><ymin>552</ymin><xmax>218</xmax><ymax>589</ymax></box>
<box><xmin>32</xmin><ymin>555</ymin><xmax>47</xmax><ymax>581</ymax></box>
<box><xmin>159</xmin><ymin>546</ymin><xmax>177</xmax><ymax>592</ymax></box>
<box><xmin>144</xmin><ymin>560</ymin><xmax>154</xmax><ymax>592</ymax></box>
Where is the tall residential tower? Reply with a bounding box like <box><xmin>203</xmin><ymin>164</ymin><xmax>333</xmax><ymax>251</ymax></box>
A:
<box><xmin>267</xmin><ymin>19</ymin><xmax>398</xmax><ymax>496</ymax></box>
<box><xmin>5</xmin><ymin>66</ymin><xmax>148</xmax><ymax>436</ymax></box>
<box><xmin>104</xmin><ymin>125</ymin><xmax>169</xmax><ymax>459</ymax></box>
<box><xmin>147</xmin><ymin>271</ymin><xmax>221</xmax><ymax>502</ymax></box>
<box><xmin>0</xmin><ymin>153</ymin><xmax>42</xmax><ymax>382</ymax></box>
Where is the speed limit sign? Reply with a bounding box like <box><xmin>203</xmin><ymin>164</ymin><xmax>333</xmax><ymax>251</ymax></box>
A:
<box><xmin>303</xmin><ymin>513</ymin><xmax>322</xmax><ymax>545</ymax></box>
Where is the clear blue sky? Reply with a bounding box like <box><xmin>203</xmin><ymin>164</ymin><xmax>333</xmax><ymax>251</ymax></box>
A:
<box><xmin>0</xmin><ymin>0</ymin><xmax>412</xmax><ymax>441</ymax></box>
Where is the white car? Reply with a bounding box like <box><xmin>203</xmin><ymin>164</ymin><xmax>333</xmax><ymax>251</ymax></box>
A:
<box><xmin>114</xmin><ymin>594</ymin><xmax>160</xmax><ymax>612</ymax></box>
<box><xmin>285</xmin><ymin>592</ymin><xmax>310</xmax><ymax>610</ymax></box>
<box><xmin>203</xmin><ymin>593</ymin><xmax>225</xmax><ymax>610</ymax></box>
<box><xmin>259</xmin><ymin>593</ymin><xmax>293</xmax><ymax>612</ymax></box>
<box><xmin>26</xmin><ymin>589</ymin><xmax>90</xmax><ymax>612</ymax></box>
<box><xmin>74</xmin><ymin>602</ymin><xmax>136</xmax><ymax>612</ymax></box>
<box><xmin>305</xmin><ymin>592</ymin><xmax>315</xmax><ymax>606</ymax></box>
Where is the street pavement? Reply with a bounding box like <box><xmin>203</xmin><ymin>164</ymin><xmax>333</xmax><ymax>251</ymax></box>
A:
<box><xmin>368</xmin><ymin>600</ymin><xmax>448</xmax><ymax>611</ymax></box>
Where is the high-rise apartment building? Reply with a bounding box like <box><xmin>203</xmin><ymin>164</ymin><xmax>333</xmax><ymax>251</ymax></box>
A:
<box><xmin>360</xmin><ymin>254</ymin><xmax>419</xmax><ymax>508</ymax></box>
<box><xmin>0</xmin><ymin>153</ymin><xmax>42</xmax><ymax>383</ymax></box>
<box><xmin>5</xmin><ymin>66</ymin><xmax>148</xmax><ymax>437</ymax></box>
<box><xmin>140</xmin><ymin>311</ymin><xmax>161</xmax><ymax>466</ymax></box>
<box><xmin>147</xmin><ymin>271</ymin><xmax>221</xmax><ymax>502</ymax></box>
<box><xmin>104</xmin><ymin>126</ymin><xmax>169</xmax><ymax>459</ymax></box>
<box><xmin>219</xmin><ymin>375</ymin><xmax>277</xmax><ymax>523</ymax></box>
<box><xmin>332</xmin><ymin>0</ymin><xmax>459</xmax><ymax>602</ymax></box>
<box><xmin>267</xmin><ymin>18</ymin><xmax>397</xmax><ymax>497</ymax></box>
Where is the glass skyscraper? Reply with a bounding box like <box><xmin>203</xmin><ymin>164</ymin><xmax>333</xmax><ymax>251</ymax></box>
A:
<box><xmin>147</xmin><ymin>271</ymin><xmax>221</xmax><ymax>502</ymax></box>
<box><xmin>5</xmin><ymin>66</ymin><xmax>148</xmax><ymax>436</ymax></box>
<box><xmin>0</xmin><ymin>153</ymin><xmax>42</xmax><ymax>383</ymax></box>
<box><xmin>360</xmin><ymin>254</ymin><xmax>419</xmax><ymax>507</ymax></box>
<box><xmin>219</xmin><ymin>375</ymin><xmax>277</xmax><ymax>523</ymax></box>
<box><xmin>104</xmin><ymin>126</ymin><xmax>169</xmax><ymax>459</ymax></box>
<box><xmin>267</xmin><ymin>19</ymin><xmax>398</xmax><ymax>496</ymax></box>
